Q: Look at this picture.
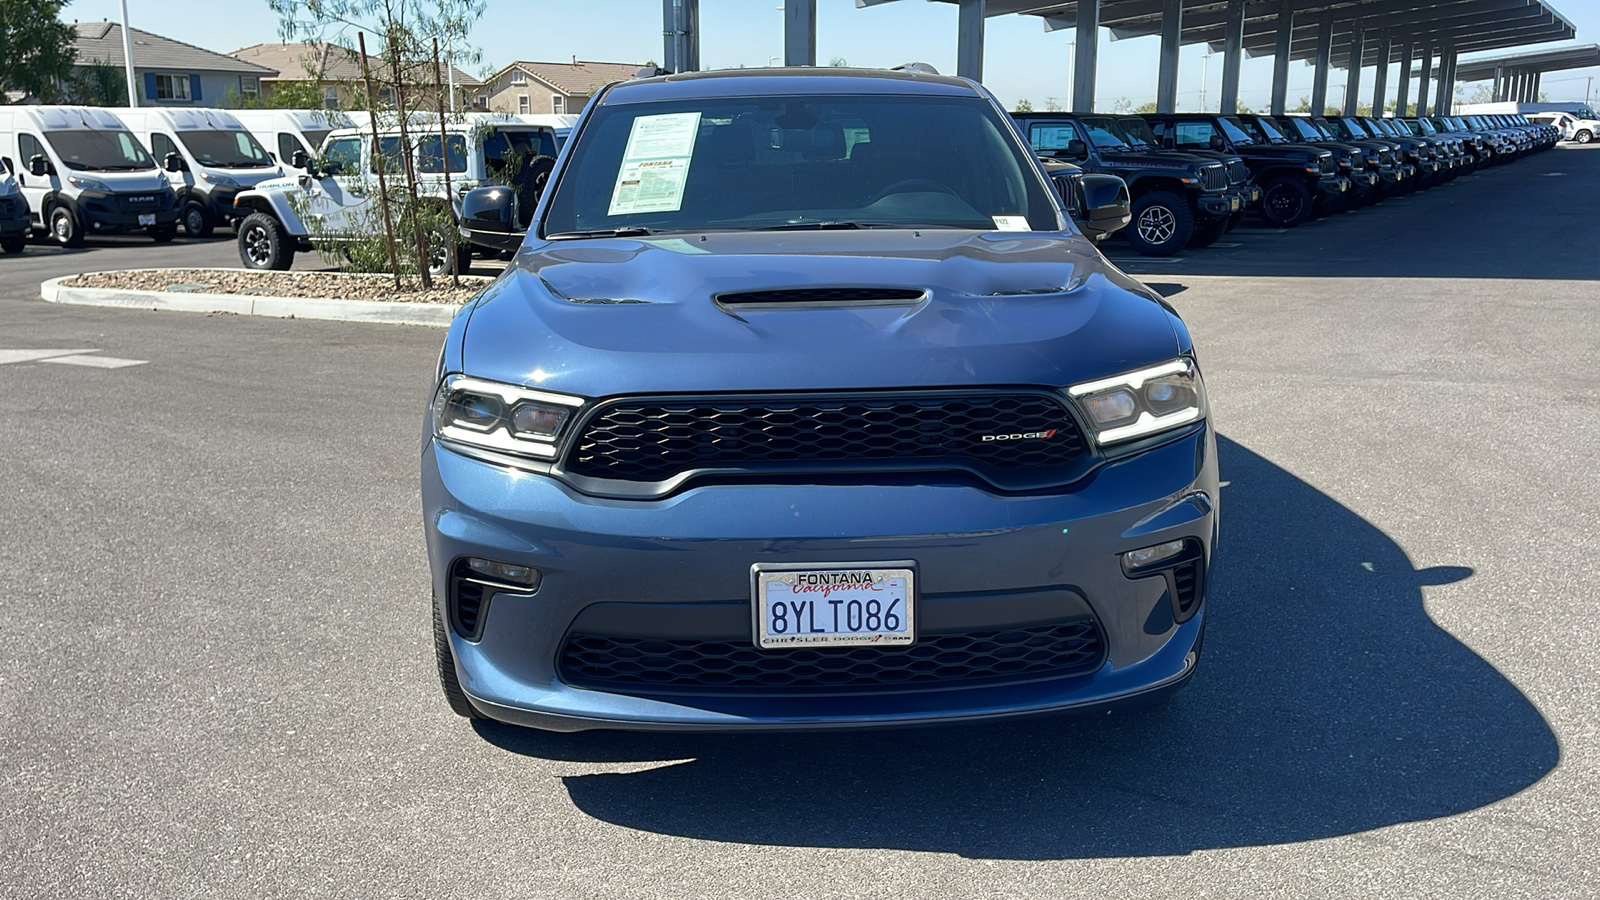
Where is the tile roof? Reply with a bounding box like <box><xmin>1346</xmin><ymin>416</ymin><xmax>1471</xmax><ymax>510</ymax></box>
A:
<box><xmin>504</xmin><ymin>60</ymin><xmax>643</xmax><ymax>96</ymax></box>
<box><xmin>229</xmin><ymin>43</ymin><xmax>481</xmax><ymax>87</ymax></box>
<box><xmin>72</xmin><ymin>22</ymin><xmax>276</xmax><ymax>75</ymax></box>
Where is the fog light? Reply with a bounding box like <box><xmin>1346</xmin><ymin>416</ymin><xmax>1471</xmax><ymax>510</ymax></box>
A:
<box><xmin>465</xmin><ymin>557</ymin><xmax>541</xmax><ymax>589</ymax></box>
<box><xmin>1123</xmin><ymin>540</ymin><xmax>1186</xmax><ymax>569</ymax></box>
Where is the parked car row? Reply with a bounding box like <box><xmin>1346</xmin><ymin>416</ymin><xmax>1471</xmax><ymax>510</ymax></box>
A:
<box><xmin>1011</xmin><ymin>110</ymin><xmax>1558</xmax><ymax>255</ymax></box>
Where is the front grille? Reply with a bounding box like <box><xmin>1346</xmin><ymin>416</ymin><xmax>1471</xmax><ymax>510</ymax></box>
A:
<box><xmin>1378</xmin><ymin>148</ymin><xmax>1394</xmax><ymax>165</ymax></box>
<box><xmin>116</xmin><ymin>193</ymin><xmax>164</xmax><ymax>210</ymax></box>
<box><xmin>0</xmin><ymin>197</ymin><xmax>14</xmax><ymax>218</ymax></box>
<box><xmin>1227</xmin><ymin>160</ymin><xmax>1250</xmax><ymax>185</ymax></box>
<box><xmin>559</xmin><ymin>620</ymin><xmax>1105</xmax><ymax>696</ymax></box>
<box><xmin>1319</xmin><ymin>156</ymin><xmax>1338</xmax><ymax>175</ymax></box>
<box><xmin>1345</xmin><ymin>149</ymin><xmax>1364</xmax><ymax>171</ymax></box>
<box><xmin>718</xmin><ymin>288</ymin><xmax>924</xmax><ymax>306</ymax></box>
<box><xmin>1172</xmin><ymin>558</ymin><xmax>1202</xmax><ymax>618</ymax></box>
<box><xmin>1200</xmin><ymin>165</ymin><xmax>1227</xmax><ymax>190</ymax></box>
<box><xmin>565</xmin><ymin>392</ymin><xmax>1090</xmax><ymax>487</ymax></box>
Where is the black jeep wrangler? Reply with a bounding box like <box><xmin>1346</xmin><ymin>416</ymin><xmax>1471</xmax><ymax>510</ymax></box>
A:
<box><xmin>1012</xmin><ymin>112</ymin><xmax>1239</xmax><ymax>256</ymax></box>
<box><xmin>1235</xmin><ymin>114</ymin><xmax>1379</xmax><ymax>212</ymax></box>
<box><xmin>1116</xmin><ymin>115</ymin><xmax>1260</xmax><ymax>233</ymax></box>
<box><xmin>1140</xmin><ymin>113</ymin><xmax>1345</xmax><ymax>229</ymax></box>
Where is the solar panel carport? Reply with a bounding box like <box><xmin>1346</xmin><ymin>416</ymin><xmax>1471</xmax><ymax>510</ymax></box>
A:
<box><xmin>1444</xmin><ymin>43</ymin><xmax>1600</xmax><ymax>101</ymax></box>
<box><xmin>657</xmin><ymin>1</ymin><xmax>1576</xmax><ymax>119</ymax></box>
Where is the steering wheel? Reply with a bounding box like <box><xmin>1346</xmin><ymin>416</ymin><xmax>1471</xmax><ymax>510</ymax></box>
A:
<box><xmin>869</xmin><ymin>178</ymin><xmax>959</xmax><ymax>204</ymax></box>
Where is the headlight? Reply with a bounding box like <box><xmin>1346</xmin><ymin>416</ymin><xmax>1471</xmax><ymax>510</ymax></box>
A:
<box><xmin>1067</xmin><ymin>359</ymin><xmax>1206</xmax><ymax>445</ymax></box>
<box><xmin>156</xmin><ymin>172</ymin><xmax>170</xmax><ymax>188</ymax></box>
<box><xmin>67</xmin><ymin>175</ymin><xmax>111</xmax><ymax>191</ymax></box>
<box><xmin>200</xmin><ymin>171</ymin><xmax>240</xmax><ymax>187</ymax></box>
<box><xmin>0</xmin><ymin>178</ymin><xmax>15</xmax><ymax>197</ymax></box>
<box><xmin>431</xmin><ymin>375</ymin><xmax>583</xmax><ymax>460</ymax></box>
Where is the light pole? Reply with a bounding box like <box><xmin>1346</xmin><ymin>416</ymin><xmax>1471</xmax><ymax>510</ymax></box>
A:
<box><xmin>1200</xmin><ymin>48</ymin><xmax>1214</xmax><ymax>112</ymax></box>
<box><xmin>119</xmin><ymin>0</ymin><xmax>138</xmax><ymax>107</ymax></box>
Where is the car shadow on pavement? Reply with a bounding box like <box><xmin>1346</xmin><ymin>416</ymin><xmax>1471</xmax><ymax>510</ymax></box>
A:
<box><xmin>474</xmin><ymin>435</ymin><xmax>1559</xmax><ymax>859</ymax></box>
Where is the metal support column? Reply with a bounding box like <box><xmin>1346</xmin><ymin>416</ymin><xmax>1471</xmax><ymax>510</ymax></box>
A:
<box><xmin>1156</xmin><ymin>0</ymin><xmax>1182</xmax><ymax>114</ymax></box>
<box><xmin>1416</xmin><ymin>45</ymin><xmax>1432</xmax><ymax>116</ymax></box>
<box><xmin>1395</xmin><ymin>39</ymin><xmax>1412</xmax><ymax>116</ymax></box>
<box><xmin>1220</xmin><ymin>0</ymin><xmax>1245</xmax><ymax>114</ymax></box>
<box><xmin>784</xmin><ymin>0</ymin><xmax>816</xmax><ymax>67</ymax></box>
<box><xmin>1269</xmin><ymin>0</ymin><xmax>1294</xmax><ymax>115</ymax></box>
<box><xmin>1531</xmin><ymin>72</ymin><xmax>1541</xmax><ymax>101</ymax></box>
<box><xmin>1442</xmin><ymin>51</ymin><xmax>1457</xmax><ymax>113</ymax></box>
<box><xmin>1343</xmin><ymin>24</ymin><xmax>1364</xmax><ymax>115</ymax></box>
<box><xmin>661</xmin><ymin>0</ymin><xmax>699</xmax><ymax>73</ymax></box>
<box><xmin>1072</xmin><ymin>0</ymin><xmax>1100</xmax><ymax>113</ymax></box>
<box><xmin>956</xmin><ymin>0</ymin><xmax>986</xmax><ymax>81</ymax></box>
<box><xmin>1310</xmin><ymin>11</ymin><xmax>1333</xmax><ymax>116</ymax></box>
<box><xmin>1371</xmin><ymin>28</ymin><xmax>1390</xmax><ymax>116</ymax></box>
<box><xmin>1434</xmin><ymin>43</ymin><xmax>1451</xmax><ymax>115</ymax></box>
<box><xmin>1492</xmin><ymin>66</ymin><xmax>1503</xmax><ymax>101</ymax></box>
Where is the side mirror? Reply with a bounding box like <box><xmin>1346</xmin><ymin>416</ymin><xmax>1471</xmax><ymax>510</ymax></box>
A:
<box><xmin>1209</xmin><ymin>133</ymin><xmax>1226</xmax><ymax>151</ymax></box>
<box><xmin>1065</xmin><ymin>138</ymin><xmax>1089</xmax><ymax>159</ymax></box>
<box><xmin>28</xmin><ymin>154</ymin><xmax>51</xmax><ymax>177</ymax></box>
<box><xmin>290</xmin><ymin>149</ymin><xmax>311</xmax><ymax>170</ymax></box>
<box><xmin>163</xmin><ymin>152</ymin><xmax>187</xmax><ymax>173</ymax></box>
<box><xmin>459</xmin><ymin>185</ymin><xmax>523</xmax><ymax>251</ymax></box>
<box><xmin>319</xmin><ymin>159</ymin><xmax>343</xmax><ymax>176</ymax></box>
<box><xmin>1074</xmin><ymin>173</ymin><xmax>1132</xmax><ymax>240</ymax></box>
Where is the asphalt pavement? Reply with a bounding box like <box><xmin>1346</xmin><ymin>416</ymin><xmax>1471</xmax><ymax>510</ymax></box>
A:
<box><xmin>1</xmin><ymin>145</ymin><xmax>1597</xmax><ymax>899</ymax></box>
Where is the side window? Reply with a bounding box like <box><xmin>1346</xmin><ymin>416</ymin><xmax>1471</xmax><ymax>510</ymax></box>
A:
<box><xmin>150</xmin><ymin>133</ymin><xmax>179</xmax><ymax>161</ymax></box>
<box><xmin>415</xmin><ymin>135</ymin><xmax>468</xmax><ymax>173</ymax></box>
<box><xmin>19</xmin><ymin>133</ymin><xmax>45</xmax><ymax>164</ymax></box>
<box><xmin>1028</xmin><ymin>123</ymin><xmax>1080</xmax><ymax>153</ymax></box>
<box><xmin>537</xmin><ymin>129</ymin><xmax>557</xmax><ymax>159</ymax></box>
<box><xmin>278</xmin><ymin>133</ymin><xmax>301</xmax><ymax>162</ymax></box>
<box><xmin>322</xmin><ymin>136</ymin><xmax>362</xmax><ymax>174</ymax></box>
<box><xmin>1172</xmin><ymin>122</ymin><xmax>1216</xmax><ymax>150</ymax></box>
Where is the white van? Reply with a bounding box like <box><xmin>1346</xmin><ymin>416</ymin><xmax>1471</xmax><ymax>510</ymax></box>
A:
<box><xmin>0</xmin><ymin>105</ymin><xmax>179</xmax><ymax>246</ymax></box>
<box><xmin>230</xmin><ymin>108</ymin><xmax>354</xmax><ymax>174</ymax></box>
<box><xmin>114</xmin><ymin>107</ymin><xmax>282</xmax><ymax>237</ymax></box>
<box><xmin>1529</xmin><ymin>111</ymin><xmax>1599</xmax><ymax>143</ymax></box>
<box><xmin>1</xmin><ymin>164</ymin><xmax>30</xmax><ymax>253</ymax></box>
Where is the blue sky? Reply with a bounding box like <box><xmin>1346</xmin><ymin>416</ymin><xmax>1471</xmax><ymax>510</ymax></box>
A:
<box><xmin>64</xmin><ymin>0</ymin><xmax>1600</xmax><ymax>108</ymax></box>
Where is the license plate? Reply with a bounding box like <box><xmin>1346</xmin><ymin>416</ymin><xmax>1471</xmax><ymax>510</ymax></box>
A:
<box><xmin>752</xmin><ymin>563</ymin><xmax>915</xmax><ymax>649</ymax></box>
<box><xmin>1229</xmin><ymin>196</ymin><xmax>1241</xmax><ymax>211</ymax></box>
<box><xmin>138</xmin><ymin>214</ymin><xmax>156</xmax><ymax>226</ymax></box>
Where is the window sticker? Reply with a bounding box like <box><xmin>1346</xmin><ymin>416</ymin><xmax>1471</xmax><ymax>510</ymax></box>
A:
<box><xmin>991</xmin><ymin>215</ymin><xmax>1030</xmax><ymax>232</ymax></box>
<box><xmin>608</xmin><ymin>112</ymin><xmax>702</xmax><ymax>216</ymax></box>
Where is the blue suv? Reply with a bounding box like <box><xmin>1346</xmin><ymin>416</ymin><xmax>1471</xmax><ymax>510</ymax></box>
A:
<box><xmin>423</xmin><ymin>68</ymin><xmax>1218</xmax><ymax>732</ymax></box>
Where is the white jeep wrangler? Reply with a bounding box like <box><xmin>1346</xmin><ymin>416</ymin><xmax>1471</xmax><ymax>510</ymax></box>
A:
<box><xmin>231</xmin><ymin>115</ymin><xmax>563</xmax><ymax>273</ymax></box>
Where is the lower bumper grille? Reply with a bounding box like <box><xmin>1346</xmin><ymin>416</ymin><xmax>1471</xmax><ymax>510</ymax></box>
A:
<box><xmin>559</xmin><ymin>620</ymin><xmax>1106</xmax><ymax>696</ymax></box>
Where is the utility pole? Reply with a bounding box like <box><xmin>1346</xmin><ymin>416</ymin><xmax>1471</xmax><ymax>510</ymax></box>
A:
<box><xmin>1200</xmin><ymin>48</ymin><xmax>1214</xmax><ymax>112</ymax></box>
<box><xmin>119</xmin><ymin>0</ymin><xmax>138</xmax><ymax>107</ymax></box>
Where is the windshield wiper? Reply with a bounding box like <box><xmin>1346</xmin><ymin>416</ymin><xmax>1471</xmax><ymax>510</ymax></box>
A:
<box><xmin>756</xmin><ymin>221</ymin><xmax>919</xmax><ymax>231</ymax></box>
<box><xmin>546</xmin><ymin>226</ymin><xmax>659</xmax><ymax>239</ymax></box>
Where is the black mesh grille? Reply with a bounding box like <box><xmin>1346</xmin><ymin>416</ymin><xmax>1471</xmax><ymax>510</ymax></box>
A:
<box><xmin>1227</xmin><ymin>160</ymin><xmax>1250</xmax><ymax>185</ymax></box>
<box><xmin>1200</xmin><ymin>165</ymin><xmax>1227</xmax><ymax>190</ymax></box>
<box><xmin>559</xmin><ymin>620</ymin><xmax>1104</xmax><ymax>695</ymax></box>
<box><xmin>1172</xmin><ymin>558</ymin><xmax>1202</xmax><ymax>618</ymax></box>
<box><xmin>565</xmin><ymin>393</ymin><xmax>1089</xmax><ymax>485</ymax></box>
<box><xmin>717</xmin><ymin>288</ymin><xmax>925</xmax><ymax>305</ymax></box>
<box><xmin>0</xmin><ymin>197</ymin><xmax>16</xmax><ymax>218</ymax></box>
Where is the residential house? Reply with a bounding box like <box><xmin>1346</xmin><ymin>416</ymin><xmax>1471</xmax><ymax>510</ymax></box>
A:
<box><xmin>229</xmin><ymin>42</ymin><xmax>482</xmax><ymax>111</ymax></box>
<box><xmin>481</xmin><ymin>60</ymin><xmax>642</xmax><ymax>116</ymax></box>
<box><xmin>69</xmin><ymin>21</ymin><xmax>276</xmax><ymax>106</ymax></box>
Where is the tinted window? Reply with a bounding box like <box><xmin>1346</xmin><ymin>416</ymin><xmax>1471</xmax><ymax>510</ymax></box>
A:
<box><xmin>1172</xmin><ymin>122</ymin><xmax>1216</xmax><ymax>150</ymax></box>
<box><xmin>150</xmin><ymin>133</ymin><xmax>179</xmax><ymax>161</ymax></box>
<box><xmin>543</xmin><ymin>94</ymin><xmax>1058</xmax><ymax>235</ymax></box>
<box><xmin>1078</xmin><ymin>117</ymin><xmax>1129</xmax><ymax>149</ymax></box>
<box><xmin>20</xmin><ymin>133</ymin><xmax>46</xmax><ymax>164</ymax></box>
<box><xmin>1028</xmin><ymin>123</ymin><xmax>1082</xmax><ymax>153</ymax></box>
<box><xmin>278</xmin><ymin>133</ymin><xmax>302</xmax><ymax>163</ymax></box>
<box><xmin>179</xmin><ymin>130</ymin><xmax>273</xmax><ymax>168</ymax></box>
<box><xmin>322</xmin><ymin>136</ymin><xmax>362</xmax><ymax>173</ymax></box>
<box><xmin>43</xmin><ymin>130</ymin><xmax>154</xmax><ymax>171</ymax></box>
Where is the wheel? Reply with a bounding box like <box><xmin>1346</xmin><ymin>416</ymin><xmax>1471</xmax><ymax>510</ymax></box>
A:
<box><xmin>1576</xmin><ymin>130</ymin><xmax>1593</xmax><ymax>144</ymax></box>
<box><xmin>1309</xmin><ymin>193</ymin><xmax>1338</xmax><ymax>220</ymax></box>
<box><xmin>1258</xmin><ymin>176</ymin><xmax>1313</xmax><ymax>228</ymax></box>
<box><xmin>1124</xmin><ymin>190</ymin><xmax>1193</xmax><ymax>256</ymax></box>
<box><xmin>149</xmin><ymin>225</ymin><xmax>177</xmax><ymax>243</ymax></box>
<box><xmin>433</xmin><ymin>595</ymin><xmax>481</xmax><ymax>719</ymax></box>
<box><xmin>0</xmin><ymin>235</ymin><xmax>24</xmax><ymax>254</ymax></box>
<box><xmin>426</xmin><ymin>227</ymin><xmax>462</xmax><ymax>278</ymax></box>
<box><xmin>48</xmin><ymin>206</ymin><xmax>84</xmax><ymax>247</ymax></box>
<box><xmin>1186</xmin><ymin>216</ymin><xmax>1228</xmax><ymax>249</ymax></box>
<box><xmin>237</xmin><ymin>211</ymin><xmax>295</xmax><ymax>270</ymax></box>
<box><xmin>181</xmin><ymin>201</ymin><xmax>214</xmax><ymax>238</ymax></box>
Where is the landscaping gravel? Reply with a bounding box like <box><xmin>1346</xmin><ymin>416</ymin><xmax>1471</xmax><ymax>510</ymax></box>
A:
<box><xmin>61</xmin><ymin>269</ymin><xmax>495</xmax><ymax>305</ymax></box>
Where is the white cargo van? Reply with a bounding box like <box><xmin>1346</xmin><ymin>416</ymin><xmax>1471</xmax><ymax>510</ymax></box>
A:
<box><xmin>0</xmin><ymin>105</ymin><xmax>179</xmax><ymax>246</ymax></box>
<box><xmin>114</xmin><ymin>107</ymin><xmax>282</xmax><ymax>237</ymax></box>
<box><xmin>230</xmin><ymin>109</ymin><xmax>354</xmax><ymax>174</ymax></box>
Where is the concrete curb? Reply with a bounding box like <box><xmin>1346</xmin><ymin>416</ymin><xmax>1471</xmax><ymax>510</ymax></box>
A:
<box><xmin>39</xmin><ymin>274</ymin><xmax>461</xmax><ymax>327</ymax></box>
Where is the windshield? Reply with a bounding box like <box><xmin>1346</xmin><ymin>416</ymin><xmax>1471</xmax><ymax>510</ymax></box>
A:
<box><xmin>179</xmin><ymin>130</ymin><xmax>274</xmax><ymax>168</ymax></box>
<box><xmin>1118</xmin><ymin>117</ymin><xmax>1161</xmax><ymax>148</ymax></box>
<box><xmin>303</xmin><ymin>130</ymin><xmax>333</xmax><ymax>153</ymax></box>
<box><xmin>1278</xmin><ymin>117</ymin><xmax>1317</xmax><ymax>140</ymax></box>
<box><xmin>542</xmin><ymin>94</ymin><xmax>1058</xmax><ymax>236</ymax></box>
<box><xmin>1252</xmin><ymin>116</ymin><xmax>1289</xmax><ymax>142</ymax></box>
<box><xmin>1218</xmin><ymin>116</ymin><xmax>1255</xmax><ymax>144</ymax></box>
<box><xmin>1579</xmin><ymin>107</ymin><xmax>1599</xmax><ymax>121</ymax></box>
<box><xmin>43</xmin><ymin>130</ymin><xmax>154</xmax><ymax>171</ymax></box>
<box><xmin>1079</xmin><ymin>117</ymin><xmax>1132</xmax><ymax>150</ymax></box>
<box><xmin>1414</xmin><ymin>118</ymin><xmax>1437</xmax><ymax>135</ymax></box>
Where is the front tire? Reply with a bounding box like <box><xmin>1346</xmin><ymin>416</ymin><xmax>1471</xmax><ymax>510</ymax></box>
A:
<box><xmin>181</xmin><ymin>201</ymin><xmax>214</xmax><ymax>238</ymax></box>
<box><xmin>433</xmin><ymin>596</ymin><xmax>481</xmax><ymax>720</ymax></box>
<box><xmin>48</xmin><ymin>206</ymin><xmax>85</xmax><ymax>248</ymax></box>
<box><xmin>1576</xmin><ymin>130</ymin><xmax>1593</xmax><ymax>144</ymax></box>
<box><xmin>1124</xmin><ymin>190</ymin><xmax>1193</xmax><ymax>256</ymax></box>
<box><xmin>1187</xmin><ymin>216</ymin><xmax>1228</xmax><ymax>248</ymax></box>
<box><xmin>149</xmin><ymin>225</ymin><xmax>177</xmax><ymax>243</ymax></box>
<box><xmin>237</xmin><ymin>212</ymin><xmax>295</xmax><ymax>271</ymax></box>
<box><xmin>0</xmin><ymin>235</ymin><xmax>24</xmax><ymax>254</ymax></box>
<box><xmin>1259</xmin><ymin>176</ymin><xmax>1313</xmax><ymax>228</ymax></box>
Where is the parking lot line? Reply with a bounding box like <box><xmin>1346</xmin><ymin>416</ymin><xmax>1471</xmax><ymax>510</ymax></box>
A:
<box><xmin>38</xmin><ymin>354</ymin><xmax>149</xmax><ymax>369</ymax></box>
<box><xmin>0</xmin><ymin>349</ymin><xmax>97</xmax><ymax>365</ymax></box>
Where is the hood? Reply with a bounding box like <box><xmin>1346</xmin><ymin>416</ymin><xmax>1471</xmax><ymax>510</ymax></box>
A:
<box><xmin>1235</xmin><ymin>143</ymin><xmax>1319</xmax><ymax>160</ymax></box>
<box><xmin>1098</xmin><ymin>149</ymin><xmax>1208</xmax><ymax>170</ymax></box>
<box><xmin>87</xmin><ymin>168</ymin><xmax>172</xmax><ymax>192</ymax></box>
<box><xmin>459</xmin><ymin>230</ymin><xmax>1180</xmax><ymax>397</ymax></box>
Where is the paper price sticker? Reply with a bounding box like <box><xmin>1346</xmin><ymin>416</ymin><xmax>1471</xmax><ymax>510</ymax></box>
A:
<box><xmin>991</xmin><ymin>215</ymin><xmax>1030</xmax><ymax>232</ymax></box>
<box><xmin>609</xmin><ymin>112</ymin><xmax>702</xmax><ymax>216</ymax></box>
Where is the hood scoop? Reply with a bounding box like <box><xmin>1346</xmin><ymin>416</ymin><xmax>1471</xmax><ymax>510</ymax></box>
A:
<box><xmin>715</xmin><ymin>287</ymin><xmax>927</xmax><ymax>309</ymax></box>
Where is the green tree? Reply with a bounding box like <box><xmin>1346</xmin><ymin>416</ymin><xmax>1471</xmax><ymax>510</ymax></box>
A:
<box><xmin>827</xmin><ymin>56</ymin><xmax>848</xmax><ymax>67</ymax></box>
<box><xmin>1133</xmin><ymin>101</ymin><xmax>1157</xmax><ymax>114</ymax></box>
<box><xmin>1014</xmin><ymin>98</ymin><xmax>1033</xmax><ymax>112</ymax></box>
<box><xmin>62</xmin><ymin>59</ymin><xmax>127</xmax><ymax>106</ymax></box>
<box><xmin>0</xmin><ymin>0</ymin><xmax>77</xmax><ymax>102</ymax></box>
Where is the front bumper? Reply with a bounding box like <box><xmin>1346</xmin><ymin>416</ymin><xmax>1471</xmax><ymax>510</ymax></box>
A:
<box><xmin>77</xmin><ymin>189</ymin><xmax>179</xmax><ymax>232</ymax></box>
<box><xmin>1196</xmin><ymin>191</ymin><xmax>1241</xmax><ymax>217</ymax></box>
<box><xmin>0</xmin><ymin>200</ymin><xmax>27</xmax><ymax>237</ymax></box>
<box><xmin>1349</xmin><ymin>171</ymin><xmax>1379</xmax><ymax>188</ymax></box>
<box><xmin>1316</xmin><ymin>175</ymin><xmax>1349</xmax><ymax>195</ymax></box>
<box><xmin>424</xmin><ymin>427</ymin><xmax>1219</xmax><ymax>732</ymax></box>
